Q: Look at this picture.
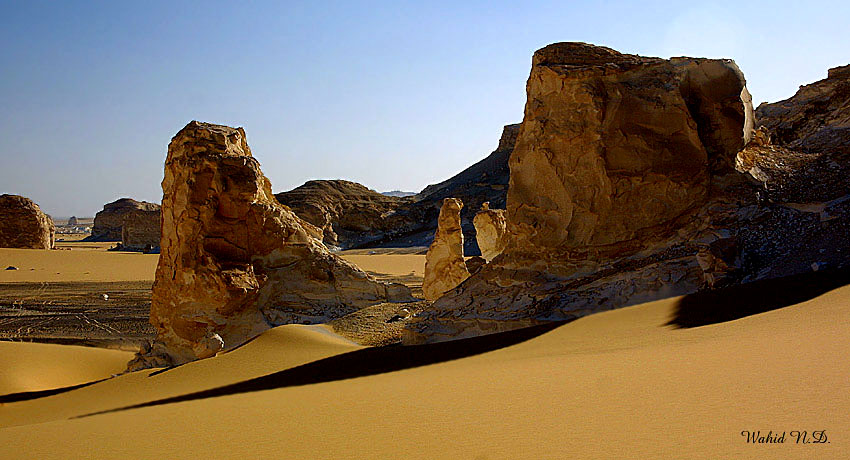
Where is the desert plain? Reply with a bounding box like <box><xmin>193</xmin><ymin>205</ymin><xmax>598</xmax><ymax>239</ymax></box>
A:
<box><xmin>1</xmin><ymin>239</ymin><xmax>848</xmax><ymax>459</ymax></box>
<box><xmin>2</xmin><ymin>34</ymin><xmax>850</xmax><ymax>460</ymax></box>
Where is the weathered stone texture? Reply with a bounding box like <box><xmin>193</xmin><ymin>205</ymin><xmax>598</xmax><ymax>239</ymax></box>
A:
<box><xmin>131</xmin><ymin>121</ymin><xmax>412</xmax><ymax>368</ymax></box>
<box><xmin>89</xmin><ymin>198</ymin><xmax>160</xmax><ymax>241</ymax></box>
<box><xmin>0</xmin><ymin>194</ymin><xmax>54</xmax><ymax>249</ymax></box>
<box><xmin>422</xmin><ymin>198</ymin><xmax>470</xmax><ymax>301</ymax></box>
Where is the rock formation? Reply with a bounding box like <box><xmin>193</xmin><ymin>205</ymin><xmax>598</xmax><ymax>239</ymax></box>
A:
<box><xmin>422</xmin><ymin>198</ymin><xmax>470</xmax><ymax>301</ymax></box>
<box><xmin>740</xmin><ymin>64</ymin><xmax>850</xmax><ymax>203</ymax></box>
<box><xmin>132</xmin><ymin>121</ymin><xmax>412</xmax><ymax>368</ymax></box>
<box><xmin>473</xmin><ymin>202</ymin><xmax>507</xmax><ymax>262</ymax></box>
<box><xmin>404</xmin><ymin>42</ymin><xmax>778</xmax><ymax>343</ymax></box>
<box><xmin>120</xmin><ymin>208</ymin><xmax>161</xmax><ymax>252</ymax></box>
<box><xmin>274</xmin><ymin>180</ymin><xmax>410</xmax><ymax>249</ymax></box>
<box><xmin>88</xmin><ymin>198</ymin><xmax>160</xmax><ymax>241</ymax></box>
<box><xmin>273</xmin><ymin>124</ymin><xmax>521</xmax><ymax>254</ymax></box>
<box><xmin>0</xmin><ymin>195</ymin><xmax>54</xmax><ymax>249</ymax></box>
<box><xmin>67</xmin><ymin>216</ymin><xmax>78</xmax><ymax>226</ymax></box>
<box><xmin>396</xmin><ymin>123</ymin><xmax>520</xmax><ymax>253</ymax></box>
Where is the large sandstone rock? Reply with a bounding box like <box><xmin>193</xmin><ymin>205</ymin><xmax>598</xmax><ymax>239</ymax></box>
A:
<box><xmin>472</xmin><ymin>202</ymin><xmax>506</xmax><ymax>262</ymax></box>
<box><xmin>134</xmin><ymin>121</ymin><xmax>413</xmax><ymax>367</ymax></box>
<box><xmin>0</xmin><ymin>195</ymin><xmax>54</xmax><ymax>249</ymax></box>
<box><xmin>120</xmin><ymin>208</ymin><xmax>161</xmax><ymax>252</ymax></box>
<box><xmin>274</xmin><ymin>180</ymin><xmax>410</xmax><ymax>249</ymax></box>
<box><xmin>88</xmin><ymin>198</ymin><xmax>160</xmax><ymax>241</ymax></box>
<box><xmin>422</xmin><ymin>198</ymin><xmax>470</xmax><ymax>301</ymax></box>
<box><xmin>404</xmin><ymin>42</ymin><xmax>773</xmax><ymax>343</ymax></box>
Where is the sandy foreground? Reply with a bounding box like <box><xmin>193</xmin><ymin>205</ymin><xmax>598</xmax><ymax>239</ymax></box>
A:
<box><xmin>1</xmin><ymin>277</ymin><xmax>848</xmax><ymax>458</ymax></box>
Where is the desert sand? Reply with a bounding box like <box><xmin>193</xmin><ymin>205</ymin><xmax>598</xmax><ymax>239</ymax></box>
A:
<box><xmin>0</xmin><ymin>246</ymin><xmax>158</xmax><ymax>283</ymax></box>
<box><xmin>1</xmin><ymin>276</ymin><xmax>847</xmax><ymax>459</ymax></box>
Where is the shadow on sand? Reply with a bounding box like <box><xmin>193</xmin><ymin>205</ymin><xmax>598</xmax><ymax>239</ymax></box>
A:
<box><xmin>38</xmin><ymin>321</ymin><xmax>564</xmax><ymax>417</ymax></box>
<box><xmin>668</xmin><ymin>267</ymin><xmax>850</xmax><ymax>328</ymax></box>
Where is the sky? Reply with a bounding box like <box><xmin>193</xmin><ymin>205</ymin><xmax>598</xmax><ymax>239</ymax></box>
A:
<box><xmin>1</xmin><ymin>0</ymin><xmax>848</xmax><ymax>218</ymax></box>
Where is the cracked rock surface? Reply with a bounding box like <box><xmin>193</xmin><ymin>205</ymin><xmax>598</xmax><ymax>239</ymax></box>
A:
<box><xmin>404</xmin><ymin>43</ymin><xmax>850</xmax><ymax>344</ymax></box>
<box><xmin>0</xmin><ymin>194</ymin><xmax>54</xmax><ymax>249</ymax></box>
<box><xmin>129</xmin><ymin>121</ymin><xmax>413</xmax><ymax>368</ymax></box>
<box><xmin>422</xmin><ymin>198</ymin><xmax>470</xmax><ymax>301</ymax></box>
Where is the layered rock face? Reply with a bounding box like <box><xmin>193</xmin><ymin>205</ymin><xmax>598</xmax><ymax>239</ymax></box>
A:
<box><xmin>423</xmin><ymin>198</ymin><xmax>470</xmax><ymax>301</ymax></box>
<box><xmin>473</xmin><ymin>202</ymin><xmax>506</xmax><ymax>262</ymax></box>
<box><xmin>404</xmin><ymin>42</ymin><xmax>776</xmax><ymax>343</ymax></box>
<box><xmin>88</xmin><ymin>198</ymin><xmax>160</xmax><ymax>241</ymax></box>
<box><xmin>120</xmin><ymin>208</ymin><xmax>161</xmax><ymax>251</ymax></box>
<box><xmin>274</xmin><ymin>180</ymin><xmax>409</xmax><ymax>249</ymax></box>
<box><xmin>137</xmin><ymin>121</ymin><xmax>412</xmax><ymax>367</ymax></box>
<box><xmin>0</xmin><ymin>195</ymin><xmax>54</xmax><ymax>249</ymax></box>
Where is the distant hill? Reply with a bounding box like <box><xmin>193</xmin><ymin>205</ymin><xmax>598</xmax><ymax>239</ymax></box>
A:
<box><xmin>274</xmin><ymin>180</ymin><xmax>413</xmax><ymax>249</ymax></box>
<box><xmin>275</xmin><ymin>123</ymin><xmax>520</xmax><ymax>254</ymax></box>
<box><xmin>381</xmin><ymin>190</ymin><xmax>417</xmax><ymax>198</ymax></box>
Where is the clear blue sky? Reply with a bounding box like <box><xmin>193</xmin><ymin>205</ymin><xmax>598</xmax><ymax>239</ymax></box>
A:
<box><xmin>1</xmin><ymin>0</ymin><xmax>848</xmax><ymax>217</ymax></box>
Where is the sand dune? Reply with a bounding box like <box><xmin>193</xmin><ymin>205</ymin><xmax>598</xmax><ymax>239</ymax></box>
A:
<box><xmin>1</xmin><ymin>280</ymin><xmax>847</xmax><ymax>459</ymax></box>
<box><xmin>0</xmin><ymin>342</ymin><xmax>131</xmax><ymax>396</ymax></box>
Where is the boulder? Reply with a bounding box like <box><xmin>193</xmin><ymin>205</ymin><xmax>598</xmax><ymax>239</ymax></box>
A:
<box><xmin>120</xmin><ymin>208</ymin><xmax>161</xmax><ymax>252</ymax></box>
<box><xmin>131</xmin><ymin>121</ymin><xmax>412</xmax><ymax>368</ymax></box>
<box><xmin>422</xmin><ymin>198</ymin><xmax>470</xmax><ymax>301</ymax></box>
<box><xmin>0</xmin><ymin>194</ymin><xmax>54</xmax><ymax>249</ymax></box>
<box><xmin>473</xmin><ymin>202</ymin><xmax>507</xmax><ymax>262</ymax></box>
<box><xmin>88</xmin><ymin>198</ymin><xmax>160</xmax><ymax>241</ymax></box>
<box><xmin>67</xmin><ymin>216</ymin><xmax>78</xmax><ymax>226</ymax></box>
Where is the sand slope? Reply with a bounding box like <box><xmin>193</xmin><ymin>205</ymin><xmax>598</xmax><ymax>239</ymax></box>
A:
<box><xmin>0</xmin><ymin>342</ymin><xmax>131</xmax><ymax>395</ymax></box>
<box><xmin>1</xmin><ymin>283</ymin><xmax>848</xmax><ymax>459</ymax></box>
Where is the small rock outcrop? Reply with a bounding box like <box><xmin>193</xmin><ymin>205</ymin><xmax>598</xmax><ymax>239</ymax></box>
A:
<box><xmin>0</xmin><ymin>194</ymin><xmax>54</xmax><ymax>249</ymax></box>
<box><xmin>473</xmin><ymin>202</ymin><xmax>507</xmax><ymax>262</ymax></box>
<box><xmin>120</xmin><ymin>208</ymin><xmax>161</xmax><ymax>252</ymax></box>
<box><xmin>88</xmin><ymin>198</ymin><xmax>160</xmax><ymax>241</ymax></box>
<box><xmin>133</xmin><ymin>121</ymin><xmax>412</xmax><ymax>368</ymax></box>
<box><xmin>67</xmin><ymin>216</ymin><xmax>78</xmax><ymax>225</ymax></box>
<box><xmin>274</xmin><ymin>180</ymin><xmax>410</xmax><ymax>249</ymax></box>
<box><xmin>423</xmin><ymin>198</ymin><xmax>470</xmax><ymax>301</ymax></box>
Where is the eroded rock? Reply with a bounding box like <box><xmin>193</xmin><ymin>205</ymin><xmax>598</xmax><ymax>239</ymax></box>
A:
<box><xmin>131</xmin><ymin>121</ymin><xmax>412</xmax><ymax>367</ymax></box>
<box><xmin>0</xmin><ymin>194</ymin><xmax>54</xmax><ymax>249</ymax></box>
<box><xmin>120</xmin><ymin>208</ymin><xmax>161</xmax><ymax>252</ymax></box>
<box><xmin>473</xmin><ymin>202</ymin><xmax>507</xmax><ymax>262</ymax></box>
<box><xmin>274</xmin><ymin>180</ymin><xmax>410</xmax><ymax>249</ymax></box>
<box><xmin>404</xmin><ymin>42</ymin><xmax>761</xmax><ymax>343</ymax></box>
<box><xmin>88</xmin><ymin>198</ymin><xmax>160</xmax><ymax>242</ymax></box>
<box><xmin>422</xmin><ymin>198</ymin><xmax>470</xmax><ymax>301</ymax></box>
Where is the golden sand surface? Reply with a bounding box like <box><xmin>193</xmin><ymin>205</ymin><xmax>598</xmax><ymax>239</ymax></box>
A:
<box><xmin>0</xmin><ymin>247</ymin><xmax>158</xmax><ymax>283</ymax></box>
<box><xmin>0</xmin><ymin>342</ymin><xmax>132</xmax><ymax>395</ymax></box>
<box><xmin>1</xmin><ymin>281</ymin><xmax>847</xmax><ymax>459</ymax></box>
<box><xmin>0</xmin><ymin>247</ymin><xmax>423</xmax><ymax>284</ymax></box>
